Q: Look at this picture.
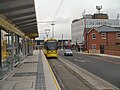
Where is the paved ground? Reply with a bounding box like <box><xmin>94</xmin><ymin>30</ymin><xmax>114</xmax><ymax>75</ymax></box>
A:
<box><xmin>0</xmin><ymin>51</ymin><xmax>38</xmax><ymax>90</ymax></box>
<box><xmin>1</xmin><ymin>49</ymin><xmax>119</xmax><ymax>90</ymax></box>
<box><xmin>0</xmin><ymin>50</ymin><xmax>60</xmax><ymax>90</ymax></box>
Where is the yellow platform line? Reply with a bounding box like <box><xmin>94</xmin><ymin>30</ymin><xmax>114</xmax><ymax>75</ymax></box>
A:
<box><xmin>41</xmin><ymin>51</ymin><xmax>61</xmax><ymax>90</ymax></box>
<box><xmin>46</xmin><ymin>59</ymin><xmax>61</xmax><ymax>90</ymax></box>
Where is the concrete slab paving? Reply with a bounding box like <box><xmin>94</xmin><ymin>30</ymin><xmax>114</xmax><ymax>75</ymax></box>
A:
<box><xmin>0</xmin><ymin>50</ymin><xmax>60</xmax><ymax>90</ymax></box>
<box><xmin>41</xmin><ymin>51</ymin><xmax>61</xmax><ymax>90</ymax></box>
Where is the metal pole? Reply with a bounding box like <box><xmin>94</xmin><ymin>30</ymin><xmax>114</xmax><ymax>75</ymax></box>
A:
<box><xmin>26</xmin><ymin>40</ymin><xmax>28</xmax><ymax>56</ymax></box>
<box><xmin>11</xmin><ymin>32</ymin><xmax>15</xmax><ymax>70</ymax></box>
<box><xmin>51</xmin><ymin>23</ymin><xmax>55</xmax><ymax>38</ymax></box>
<box><xmin>62</xmin><ymin>34</ymin><xmax>63</xmax><ymax>50</ymax></box>
<box><xmin>45</xmin><ymin>29</ymin><xmax>50</xmax><ymax>38</ymax></box>
<box><xmin>0</xmin><ymin>29</ymin><xmax>2</xmax><ymax>67</ymax></box>
<box><xmin>15</xmin><ymin>35</ymin><xmax>19</xmax><ymax>54</ymax></box>
<box><xmin>28</xmin><ymin>39</ymin><xmax>33</xmax><ymax>55</ymax></box>
<box><xmin>22</xmin><ymin>38</ymin><xmax>25</xmax><ymax>56</ymax></box>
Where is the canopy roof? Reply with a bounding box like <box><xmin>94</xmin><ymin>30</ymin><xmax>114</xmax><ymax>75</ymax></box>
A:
<box><xmin>0</xmin><ymin>0</ymin><xmax>38</xmax><ymax>38</ymax></box>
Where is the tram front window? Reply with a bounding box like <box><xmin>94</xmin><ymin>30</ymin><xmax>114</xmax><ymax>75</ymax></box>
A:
<box><xmin>46</xmin><ymin>42</ymin><xmax>57</xmax><ymax>50</ymax></box>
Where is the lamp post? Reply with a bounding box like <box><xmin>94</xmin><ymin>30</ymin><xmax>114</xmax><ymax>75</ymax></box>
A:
<box><xmin>62</xmin><ymin>34</ymin><xmax>63</xmax><ymax>50</ymax></box>
<box><xmin>45</xmin><ymin>29</ymin><xmax>50</xmax><ymax>38</ymax></box>
<box><xmin>51</xmin><ymin>22</ymin><xmax>55</xmax><ymax>38</ymax></box>
<box><xmin>76</xmin><ymin>36</ymin><xmax>78</xmax><ymax>51</ymax></box>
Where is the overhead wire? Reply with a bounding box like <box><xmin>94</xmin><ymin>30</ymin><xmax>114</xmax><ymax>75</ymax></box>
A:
<box><xmin>52</xmin><ymin>0</ymin><xmax>64</xmax><ymax>20</ymax></box>
<box><xmin>37</xmin><ymin>0</ymin><xmax>64</xmax><ymax>39</ymax></box>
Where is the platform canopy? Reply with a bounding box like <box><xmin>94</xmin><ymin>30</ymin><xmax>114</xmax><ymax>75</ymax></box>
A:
<box><xmin>0</xmin><ymin>0</ymin><xmax>38</xmax><ymax>38</ymax></box>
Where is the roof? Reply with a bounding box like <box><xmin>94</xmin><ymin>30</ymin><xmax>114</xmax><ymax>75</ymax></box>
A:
<box><xmin>84</xmin><ymin>28</ymin><xmax>92</xmax><ymax>35</ymax></box>
<box><xmin>86</xmin><ymin>25</ymin><xmax>120</xmax><ymax>34</ymax></box>
<box><xmin>92</xmin><ymin>13</ymin><xmax>108</xmax><ymax>19</ymax></box>
<box><xmin>96</xmin><ymin>25</ymin><xmax>120</xmax><ymax>32</ymax></box>
<box><xmin>72</xmin><ymin>19</ymin><xmax>80</xmax><ymax>23</ymax></box>
<box><xmin>114</xmin><ymin>27</ymin><xmax>120</xmax><ymax>30</ymax></box>
<box><xmin>0</xmin><ymin>0</ymin><xmax>38</xmax><ymax>38</ymax></box>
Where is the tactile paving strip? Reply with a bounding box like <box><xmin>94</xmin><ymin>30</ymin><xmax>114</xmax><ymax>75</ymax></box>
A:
<box><xmin>35</xmin><ymin>51</ymin><xmax>46</xmax><ymax>90</ymax></box>
<box><xmin>13</xmin><ymin>72</ymin><xmax>37</xmax><ymax>77</ymax></box>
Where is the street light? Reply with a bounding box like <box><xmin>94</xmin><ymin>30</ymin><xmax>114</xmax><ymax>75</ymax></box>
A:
<box><xmin>51</xmin><ymin>22</ymin><xmax>55</xmax><ymax>38</ymax></box>
<box><xmin>38</xmin><ymin>21</ymin><xmax>55</xmax><ymax>38</ymax></box>
<box><xmin>45</xmin><ymin>29</ymin><xmax>50</xmax><ymax>38</ymax></box>
<box><xmin>62</xmin><ymin>34</ymin><xmax>63</xmax><ymax>50</ymax></box>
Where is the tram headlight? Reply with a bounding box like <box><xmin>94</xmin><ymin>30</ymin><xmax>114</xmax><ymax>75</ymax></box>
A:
<box><xmin>47</xmin><ymin>51</ymin><xmax>51</xmax><ymax>54</ymax></box>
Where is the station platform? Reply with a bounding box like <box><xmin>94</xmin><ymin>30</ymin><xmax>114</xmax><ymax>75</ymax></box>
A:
<box><xmin>0</xmin><ymin>50</ymin><xmax>61</xmax><ymax>90</ymax></box>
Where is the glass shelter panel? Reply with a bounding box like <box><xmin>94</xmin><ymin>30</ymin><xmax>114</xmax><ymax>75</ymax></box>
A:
<box><xmin>0</xmin><ymin>29</ymin><xmax>11</xmax><ymax>79</ymax></box>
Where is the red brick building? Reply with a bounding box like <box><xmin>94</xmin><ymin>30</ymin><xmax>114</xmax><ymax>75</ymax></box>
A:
<box><xmin>85</xmin><ymin>25</ymin><xmax>120</xmax><ymax>55</ymax></box>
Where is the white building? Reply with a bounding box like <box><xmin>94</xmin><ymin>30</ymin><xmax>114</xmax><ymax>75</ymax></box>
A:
<box><xmin>71</xmin><ymin>14</ymin><xmax>120</xmax><ymax>45</ymax></box>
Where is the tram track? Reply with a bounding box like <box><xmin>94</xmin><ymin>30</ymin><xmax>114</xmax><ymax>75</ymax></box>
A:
<box><xmin>48</xmin><ymin>58</ymin><xmax>94</xmax><ymax>90</ymax></box>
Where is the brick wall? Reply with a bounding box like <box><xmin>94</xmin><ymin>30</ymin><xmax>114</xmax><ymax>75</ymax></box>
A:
<box><xmin>85</xmin><ymin>28</ymin><xmax>120</xmax><ymax>55</ymax></box>
<box><xmin>87</xmin><ymin>29</ymin><xmax>100</xmax><ymax>50</ymax></box>
<box><xmin>104</xmin><ymin>45</ymin><xmax>120</xmax><ymax>56</ymax></box>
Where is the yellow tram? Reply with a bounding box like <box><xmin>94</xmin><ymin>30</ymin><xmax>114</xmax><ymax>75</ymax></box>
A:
<box><xmin>43</xmin><ymin>38</ymin><xmax>58</xmax><ymax>58</ymax></box>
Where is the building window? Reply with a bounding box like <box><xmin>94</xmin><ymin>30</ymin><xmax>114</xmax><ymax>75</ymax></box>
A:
<box><xmin>115</xmin><ymin>43</ymin><xmax>120</xmax><ymax>45</ymax></box>
<box><xmin>101</xmin><ymin>33</ymin><xmax>106</xmax><ymax>39</ymax></box>
<box><xmin>116</xmin><ymin>33</ymin><xmax>120</xmax><ymax>39</ymax></box>
<box><xmin>92</xmin><ymin>33</ymin><xmax>96</xmax><ymax>39</ymax></box>
<box><xmin>92</xmin><ymin>44</ymin><xmax>96</xmax><ymax>50</ymax></box>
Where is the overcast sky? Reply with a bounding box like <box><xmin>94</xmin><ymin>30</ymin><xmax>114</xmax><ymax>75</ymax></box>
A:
<box><xmin>34</xmin><ymin>0</ymin><xmax>120</xmax><ymax>40</ymax></box>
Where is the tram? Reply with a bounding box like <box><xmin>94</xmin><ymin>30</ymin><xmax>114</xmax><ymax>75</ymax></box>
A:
<box><xmin>43</xmin><ymin>38</ymin><xmax>58</xmax><ymax>58</ymax></box>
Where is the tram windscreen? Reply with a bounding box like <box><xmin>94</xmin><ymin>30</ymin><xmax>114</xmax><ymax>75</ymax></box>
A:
<box><xmin>45</xmin><ymin>41</ymin><xmax>58</xmax><ymax>50</ymax></box>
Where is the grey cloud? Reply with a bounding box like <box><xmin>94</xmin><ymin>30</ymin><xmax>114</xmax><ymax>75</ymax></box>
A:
<box><xmin>55</xmin><ymin>16</ymin><xmax>72</xmax><ymax>24</ymax></box>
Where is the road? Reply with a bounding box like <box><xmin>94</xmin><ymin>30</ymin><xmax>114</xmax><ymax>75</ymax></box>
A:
<box><xmin>59</xmin><ymin>50</ymin><xmax>120</xmax><ymax>89</ymax></box>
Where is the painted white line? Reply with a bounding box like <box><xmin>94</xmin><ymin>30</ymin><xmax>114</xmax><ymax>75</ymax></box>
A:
<box><xmin>74</xmin><ymin>59</ymin><xmax>87</xmax><ymax>62</ymax></box>
<box><xmin>59</xmin><ymin>56</ymin><xmax>119</xmax><ymax>90</ymax></box>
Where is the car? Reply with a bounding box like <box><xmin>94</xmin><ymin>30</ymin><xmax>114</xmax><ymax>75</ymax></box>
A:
<box><xmin>64</xmin><ymin>49</ymin><xmax>73</xmax><ymax>56</ymax></box>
